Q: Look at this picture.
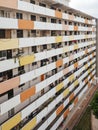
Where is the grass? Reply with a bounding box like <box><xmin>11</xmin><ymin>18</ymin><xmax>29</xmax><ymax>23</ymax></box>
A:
<box><xmin>73</xmin><ymin>107</ymin><xmax>91</xmax><ymax>130</ymax></box>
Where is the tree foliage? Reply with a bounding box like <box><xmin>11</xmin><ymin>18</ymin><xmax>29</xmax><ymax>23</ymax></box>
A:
<box><xmin>91</xmin><ymin>92</ymin><xmax>98</xmax><ymax>119</ymax></box>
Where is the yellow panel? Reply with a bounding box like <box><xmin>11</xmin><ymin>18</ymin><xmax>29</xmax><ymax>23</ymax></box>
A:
<box><xmin>69</xmin><ymin>36</ymin><xmax>74</xmax><ymax>41</ymax></box>
<box><xmin>0</xmin><ymin>39</ymin><xmax>19</xmax><ymax>51</ymax></box>
<box><xmin>85</xmin><ymin>64</ymin><xmax>88</xmax><ymax>69</ymax></box>
<box><xmin>22</xmin><ymin>117</ymin><xmax>36</xmax><ymax>130</ymax></box>
<box><xmin>19</xmin><ymin>54</ymin><xmax>35</xmax><ymax>66</ymax></box>
<box><xmin>69</xmin><ymin>74</ymin><xmax>74</xmax><ymax>81</ymax></box>
<box><xmin>90</xmin><ymin>61</ymin><xmax>93</xmax><ymax>65</ymax></box>
<box><xmin>74</xmin><ymin>44</ymin><xmax>78</xmax><ymax>50</ymax></box>
<box><xmin>56</xmin><ymin>82</ymin><xmax>64</xmax><ymax>92</ymax></box>
<box><xmin>2</xmin><ymin>113</ymin><xmax>21</xmax><ymax>130</ymax></box>
<box><xmin>74</xmin><ymin>80</ymin><xmax>79</xmax><ymax>87</ymax></box>
<box><xmin>85</xmin><ymin>35</ymin><xmax>88</xmax><ymax>39</ymax></box>
<box><xmin>88</xmin><ymin>69</ymin><xmax>90</xmax><ymax>74</ymax></box>
<box><xmin>63</xmin><ymin>88</ymin><xmax>69</xmax><ymax>97</ymax></box>
<box><xmin>55</xmin><ymin>36</ymin><xmax>63</xmax><ymax>43</ymax></box>
<box><xmin>63</xmin><ymin>46</ymin><xmax>69</xmax><ymax>53</ymax></box>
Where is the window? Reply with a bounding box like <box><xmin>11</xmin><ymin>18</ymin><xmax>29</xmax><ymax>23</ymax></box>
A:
<box><xmin>30</xmin><ymin>0</ymin><xmax>35</xmax><ymax>4</ymax></box>
<box><xmin>32</xmin><ymin>46</ymin><xmax>37</xmax><ymax>53</ymax></box>
<box><xmin>51</xmin><ymin>19</ymin><xmax>56</xmax><ymax>23</ymax></box>
<box><xmin>18</xmin><ymin>66</ymin><xmax>25</xmax><ymax>74</ymax></box>
<box><xmin>31</xmin><ymin>30</ymin><xmax>36</xmax><ymax>37</ymax></box>
<box><xmin>16</xmin><ymin>13</ymin><xmax>22</xmax><ymax>19</ymax></box>
<box><xmin>0</xmin><ymin>30</ymin><xmax>5</xmax><ymax>38</ymax></box>
<box><xmin>40</xmin><ymin>17</ymin><xmax>46</xmax><ymax>22</ymax></box>
<box><xmin>39</xmin><ymin>3</ymin><xmax>46</xmax><ymax>7</ymax></box>
<box><xmin>31</xmin><ymin>15</ymin><xmax>36</xmax><ymax>21</ymax></box>
<box><xmin>17</xmin><ymin>30</ymin><xmax>23</xmax><ymax>38</ymax></box>
<box><xmin>0</xmin><ymin>51</ymin><xmax>6</xmax><ymax>59</ymax></box>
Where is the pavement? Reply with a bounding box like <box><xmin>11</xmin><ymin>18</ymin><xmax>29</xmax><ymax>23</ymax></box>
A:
<box><xmin>58</xmin><ymin>83</ymin><xmax>98</xmax><ymax>130</ymax></box>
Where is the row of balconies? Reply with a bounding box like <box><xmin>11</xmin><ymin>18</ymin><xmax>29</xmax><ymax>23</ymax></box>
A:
<box><xmin>0</xmin><ymin>17</ymin><xmax>96</xmax><ymax>31</ymax></box>
<box><xmin>17</xmin><ymin>0</ymin><xmax>96</xmax><ymax>25</ymax></box>
<box><xmin>0</xmin><ymin>40</ymin><xmax>96</xmax><ymax>74</ymax></box>
<box><xmin>0</xmin><ymin>52</ymin><xmax>96</xmax><ymax>116</ymax></box>
<box><xmin>0</xmin><ymin>63</ymin><xmax>95</xmax><ymax>130</ymax></box>
<box><xmin>0</xmin><ymin>34</ymin><xmax>96</xmax><ymax>51</ymax></box>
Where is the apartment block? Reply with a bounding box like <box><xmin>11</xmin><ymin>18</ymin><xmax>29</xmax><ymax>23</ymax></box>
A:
<box><xmin>0</xmin><ymin>0</ymin><xmax>96</xmax><ymax>130</ymax></box>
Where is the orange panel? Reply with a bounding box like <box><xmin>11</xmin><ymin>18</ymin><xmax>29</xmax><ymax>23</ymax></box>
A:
<box><xmin>68</xmin><ymin>15</ymin><xmax>74</xmax><ymax>20</ymax></box>
<box><xmin>69</xmin><ymin>93</ymin><xmax>74</xmax><ymax>101</ymax></box>
<box><xmin>20</xmin><ymin>86</ymin><xmax>35</xmax><ymax>102</ymax></box>
<box><xmin>90</xmin><ymin>73</ymin><xmax>93</xmax><ymax>78</ymax></box>
<box><xmin>88</xmin><ymin>82</ymin><xmax>91</xmax><ymax>88</ymax></box>
<box><xmin>85</xmin><ymin>19</ymin><xmax>88</xmax><ymax>24</ymax></box>
<box><xmin>55</xmin><ymin>10</ymin><xmax>62</xmax><ymax>18</ymax></box>
<box><xmin>63</xmin><ymin>108</ymin><xmax>69</xmax><ymax>118</ymax></box>
<box><xmin>62</xmin><ymin>25</ymin><xmax>69</xmax><ymax>30</ymax></box>
<box><xmin>74</xmin><ymin>97</ymin><xmax>78</xmax><ymax>105</ymax></box>
<box><xmin>56</xmin><ymin>59</ymin><xmax>63</xmax><ymax>68</ymax></box>
<box><xmin>74</xmin><ymin>26</ymin><xmax>78</xmax><ymax>31</ymax></box>
<box><xmin>69</xmin><ymin>55</ymin><xmax>74</xmax><ymax>61</ymax></box>
<box><xmin>0</xmin><ymin>77</ymin><xmax>20</xmax><ymax>94</ymax></box>
<box><xmin>18</xmin><ymin>20</ymin><xmax>34</xmax><ymax>30</ymax></box>
<box><xmin>63</xmin><ymin>68</ymin><xmax>69</xmax><ymax>75</ymax></box>
<box><xmin>85</xmin><ymin>49</ymin><xmax>88</xmax><ymax>54</ymax></box>
<box><xmin>74</xmin><ymin>62</ymin><xmax>78</xmax><ymax>68</ymax></box>
<box><xmin>92</xmin><ymin>52</ymin><xmax>95</xmax><ymax>57</ymax></box>
<box><xmin>56</xmin><ymin>104</ymin><xmax>64</xmax><ymax>116</ymax></box>
<box><xmin>85</xmin><ymin>78</ymin><xmax>88</xmax><ymax>84</ymax></box>
<box><xmin>0</xmin><ymin>0</ymin><xmax>18</xmax><ymax>9</ymax></box>
<box><xmin>41</xmin><ymin>75</ymin><xmax>44</xmax><ymax>81</ymax></box>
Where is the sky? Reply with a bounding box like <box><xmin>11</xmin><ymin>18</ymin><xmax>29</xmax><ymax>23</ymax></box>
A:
<box><xmin>69</xmin><ymin>0</ymin><xmax>98</xmax><ymax>18</ymax></box>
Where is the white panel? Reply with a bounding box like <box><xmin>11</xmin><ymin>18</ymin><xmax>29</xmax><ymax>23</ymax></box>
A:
<box><xmin>21</xmin><ymin>102</ymin><xmax>36</xmax><ymax>120</ymax></box>
<box><xmin>63</xmin><ymin>57</ymin><xmax>69</xmax><ymax>64</ymax></box>
<box><xmin>56</xmin><ymin>71</ymin><xmax>63</xmax><ymax>79</ymax></box>
<box><xmin>35</xmin><ymin>37</ymin><xmax>46</xmax><ymax>45</ymax></box>
<box><xmin>46</xmin><ymin>37</ymin><xmax>55</xmax><ymax>44</ymax></box>
<box><xmin>18</xmin><ymin>0</ymin><xmax>34</xmax><ymax>12</ymax></box>
<box><xmin>36</xmin><ymin>66</ymin><xmax>47</xmax><ymax>77</ymax></box>
<box><xmin>20</xmin><ymin>70</ymin><xmax>35</xmax><ymax>84</ymax></box>
<box><xmin>63</xmin><ymin>98</ymin><xmax>69</xmax><ymax>107</ymax></box>
<box><xmin>0</xmin><ymin>58</ymin><xmax>19</xmax><ymax>72</ymax></box>
<box><xmin>47</xmin><ymin>62</ymin><xmax>55</xmax><ymax>72</ymax></box>
<box><xmin>62</xmin><ymin>13</ymin><xmax>68</xmax><ymax>19</ymax></box>
<box><xmin>63</xmin><ymin>79</ymin><xmax>69</xmax><ymax>86</ymax></box>
<box><xmin>50</xmin><ymin>115</ymin><xmax>63</xmax><ymax>130</ymax></box>
<box><xmin>36</xmin><ymin>94</ymin><xmax>48</xmax><ymax>108</ymax></box>
<box><xmin>56</xmin><ymin>94</ymin><xmax>63</xmax><ymax>104</ymax></box>
<box><xmin>0</xmin><ymin>17</ymin><xmax>18</xmax><ymax>29</ymax></box>
<box><xmin>38</xmin><ymin>120</ymin><xmax>48</xmax><ymax>130</ymax></box>
<box><xmin>46</xmin><ymin>49</ymin><xmax>56</xmax><ymax>58</ymax></box>
<box><xmin>1</xmin><ymin>95</ymin><xmax>20</xmax><ymax>115</ymax></box>
<box><xmin>47</xmin><ymin>74</ymin><xmax>56</xmax><ymax>85</ymax></box>
<box><xmin>37</xmin><ymin>107</ymin><xmax>47</xmax><ymax>123</ymax></box>
<box><xmin>47</xmin><ymin>88</ymin><xmax>56</xmax><ymax>98</ymax></box>
<box><xmin>69</xmin><ymin>103</ymin><xmax>74</xmax><ymax>111</ymax></box>
<box><xmin>34</xmin><ymin>21</ymin><xmax>45</xmax><ymax>30</ymax></box>
<box><xmin>19</xmin><ymin>38</ymin><xmax>35</xmax><ymax>48</ymax></box>
<box><xmin>69</xmin><ymin>65</ymin><xmax>74</xmax><ymax>71</ymax></box>
<box><xmin>56</xmin><ymin>48</ymin><xmax>63</xmax><ymax>55</ymax></box>
<box><xmin>36</xmin><ymin>80</ymin><xmax>46</xmax><ymax>93</ymax></box>
<box><xmin>45</xmin><ymin>8</ymin><xmax>55</xmax><ymax>17</ymax></box>
<box><xmin>63</xmin><ymin>36</ymin><xmax>69</xmax><ymax>42</ymax></box>
<box><xmin>69</xmin><ymin>84</ymin><xmax>74</xmax><ymax>91</ymax></box>
<box><xmin>47</xmin><ymin>112</ymin><xmax>56</xmax><ymax>126</ymax></box>
<box><xmin>48</xmin><ymin>99</ymin><xmax>56</xmax><ymax>112</ymax></box>
<box><xmin>35</xmin><ymin>51</ymin><xmax>46</xmax><ymax>61</ymax></box>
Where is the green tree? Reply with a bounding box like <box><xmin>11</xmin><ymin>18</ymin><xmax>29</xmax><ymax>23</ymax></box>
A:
<box><xmin>91</xmin><ymin>92</ymin><xmax>98</xmax><ymax>119</ymax></box>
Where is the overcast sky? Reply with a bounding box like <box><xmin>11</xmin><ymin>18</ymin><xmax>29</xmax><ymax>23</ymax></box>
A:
<box><xmin>69</xmin><ymin>0</ymin><xmax>98</xmax><ymax>18</ymax></box>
